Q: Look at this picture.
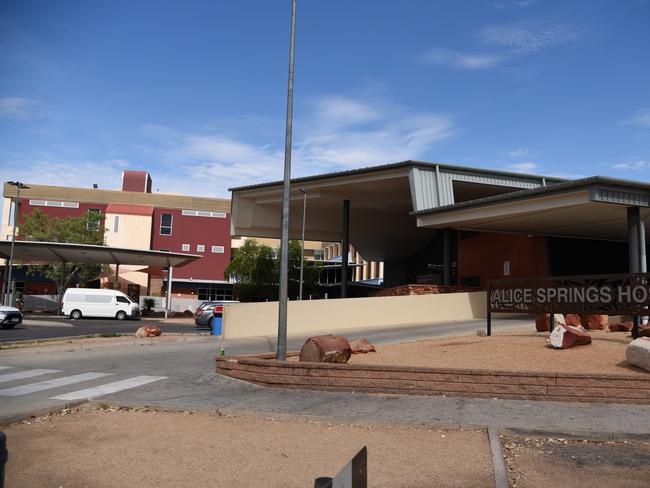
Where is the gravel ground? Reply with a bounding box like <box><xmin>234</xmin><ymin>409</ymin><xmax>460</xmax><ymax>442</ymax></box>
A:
<box><xmin>502</xmin><ymin>435</ymin><xmax>650</xmax><ymax>488</ymax></box>
<box><xmin>4</xmin><ymin>406</ymin><xmax>493</xmax><ymax>488</ymax></box>
<box><xmin>347</xmin><ymin>329</ymin><xmax>645</xmax><ymax>375</ymax></box>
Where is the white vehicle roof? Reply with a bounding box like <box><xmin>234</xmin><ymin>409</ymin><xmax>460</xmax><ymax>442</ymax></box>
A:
<box><xmin>64</xmin><ymin>288</ymin><xmax>127</xmax><ymax>295</ymax></box>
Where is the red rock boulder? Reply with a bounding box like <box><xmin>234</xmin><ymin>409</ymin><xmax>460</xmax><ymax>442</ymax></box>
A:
<box><xmin>550</xmin><ymin>324</ymin><xmax>592</xmax><ymax>349</ymax></box>
<box><xmin>299</xmin><ymin>335</ymin><xmax>352</xmax><ymax>363</ymax></box>
<box><xmin>579</xmin><ymin>314</ymin><xmax>608</xmax><ymax>330</ymax></box>
<box><xmin>609</xmin><ymin>321</ymin><xmax>633</xmax><ymax>332</ymax></box>
<box><xmin>349</xmin><ymin>338</ymin><xmax>376</xmax><ymax>354</ymax></box>
<box><xmin>135</xmin><ymin>325</ymin><xmax>162</xmax><ymax>338</ymax></box>
<box><xmin>564</xmin><ymin>314</ymin><xmax>582</xmax><ymax>327</ymax></box>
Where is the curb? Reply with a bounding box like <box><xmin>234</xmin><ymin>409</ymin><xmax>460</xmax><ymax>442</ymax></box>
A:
<box><xmin>0</xmin><ymin>332</ymin><xmax>213</xmax><ymax>349</ymax></box>
<box><xmin>488</xmin><ymin>427</ymin><xmax>510</xmax><ymax>488</ymax></box>
<box><xmin>0</xmin><ymin>400</ymin><xmax>88</xmax><ymax>426</ymax></box>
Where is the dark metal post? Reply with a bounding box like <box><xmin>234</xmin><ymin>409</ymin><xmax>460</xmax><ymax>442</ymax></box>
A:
<box><xmin>442</xmin><ymin>229</ymin><xmax>452</xmax><ymax>286</ymax></box>
<box><xmin>0</xmin><ymin>430</ymin><xmax>7</xmax><ymax>488</ymax></box>
<box><xmin>5</xmin><ymin>183</ymin><xmax>25</xmax><ymax>306</ymax></box>
<box><xmin>277</xmin><ymin>0</ymin><xmax>297</xmax><ymax>360</ymax></box>
<box><xmin>486</xmin><ymin>285</ymin><xmax>492</xmax><ymax>336</ymax></box>
<box><xmin>341</xmin><ymin>199</ymin><xmax>350</xmax><ymax>298</ymax></box>
<box><xmin>628</xmin><ymin>207</ymin><xmax>641</xmax><ymax>339</ymax></box>
<box><xmin>314</xmin><ymin>477</ymin><xmax>333</xmax><ymax>488</ymax></box>
<box><xmin>57</xmin><ymin>260</ymin><xmax>66</xmax><ymax>316</ymax></box>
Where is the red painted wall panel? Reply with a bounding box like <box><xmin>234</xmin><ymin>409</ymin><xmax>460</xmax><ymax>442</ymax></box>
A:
<box><xmin>151</xmin><ymin>208</ymin><xmax>231</xmax><ymax>281</ymax></box>
<box><xmin>18</xmin><ymin>201</ymin><xmax>107</xmax><ymax>226</ymax></box>
<box><xmin>458</xmin><ymin>232</ymin><xmax>549</xmax><ymax>287</ymax></box>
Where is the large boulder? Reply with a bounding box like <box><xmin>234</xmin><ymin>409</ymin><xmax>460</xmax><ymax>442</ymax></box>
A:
<box><xmin>626</xmin><ymin>338</ymin><xmax>650</xmax><ymax>372</ymax></box>
<box><xmin>564</xmin><ymin>314</ymin><xmax>582</xmax><ymax>327</ymax></box>
<box><xmin>535</xmin><ymin>314</ymin><xmax>566</xmax><ymax>332</ymax></box>
<box><xmin>550</xmin><ymin>324</ymin><xmax>592</xmax><ymax>349</ymax></box>
<box><xmin>135</xmin><ymin>325</ymin><xmax>162</xmax><ymax>338</ymax></box>
<box><xmin>579</xmin><ymin>314</ymin><xmax>608</xmax><ymax>330</ymax></box>
<box><xmin>609</xmin><ymin>321</ymin><xmax>633</xmax><ymax>332</ymax></box>
<box><xmin>299</xmin><ymin>335</ymin><xmax>351</xmax><ymax>363</ymax></box>
<box><xmin>349</xmin><ymin>338</ymin><xmax>376</xmax><ymax>354</ymax></box>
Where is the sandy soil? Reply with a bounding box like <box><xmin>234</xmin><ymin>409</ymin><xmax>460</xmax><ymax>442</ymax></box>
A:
<box><xmin>4</xmin><ymin>406</ymin><xmax>493</xmax><ymax>488</ymax></box>
<box><xmin>346</xmin><ymin>330</ymin><xmax>646</xmax><ymax>375</ymax></box>
<box><xmin>502</xmin><ymin>435</ymin><xmax>650</xmax><ymax>488</ymax></box>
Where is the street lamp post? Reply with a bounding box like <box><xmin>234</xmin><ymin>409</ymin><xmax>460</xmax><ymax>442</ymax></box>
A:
<box><xmin>4</xmin><ymin>181</ymin><xmax>29</xmax><ymax>306</ymax></box>
<box><xmin>277</xmin><ymin>0</ymin><xmax>298</xmax><ymax>361</ymax></box>
<box><xmin>299</xmin><ymin>188</ymin><xmax>307</xmax><ymax>300</ymax></box>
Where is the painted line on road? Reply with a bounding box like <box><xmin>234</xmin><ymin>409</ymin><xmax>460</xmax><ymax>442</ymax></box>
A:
<box><xmin>0</xmin><ymin>366</ymin><xmax>12</xmax><ymax>371</ymax></box>
<box><xmin>51</xmin><ymin>375</ymin><xmax>168</xmax><ymax>401</ymax></box>
<box><xmin>22</xmin><ymin>319</ymin><xmax>74</xmax><ymax>328</ymax></box>
<box><xmin>0</xmin><ymin>372</ymin><xmax>114</xmax><ymax>396</ymax></box>
<box><xmin>0</xmin><ymin>369</ymin><xmax>61</xmax><ymax>383</ymax></box>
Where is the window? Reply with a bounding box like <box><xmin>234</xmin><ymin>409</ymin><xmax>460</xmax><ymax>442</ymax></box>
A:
<box><xmin>197</xmin><ymin>244</ymin><xmax>205</xmax><ymax>253</ymax></box>
<box><xmin>160</xmin><ymin>213</ymin><xmax>173</xmax><ymax>235</ymax></box>
<box><xmin>29</xmin><ymin>199</ymin><xmax>80</xmax><ymax>208</ymax></box>
<box><xmin>198</xmin><ymin>287</ymin><xmax>233</xmax><ymax>301</ymax></box>
<box><xmin>211</xmin><ymin>245</ymin><xmax>224</xmax><ymax>254</ymax></box>
<box><xmin>113</xmin><ymin>215</ymin><xmax>120</xmax><ymax>233</ymax></box>
<box><xmin>116</xmin><ymin>296</ymin><xmax>130</xmax><ymax>304</ymax></box>
<box><xmin>181</xmin><ymin>210</ymin><xmax>226</xmax><ymax>218</ymax></box>
<box><xmin>87</xmin><ymin>208</ymin><xmax>101</xmax><ymax>231</ymax></box>
<box><xmin>313</xmin><ymin>249</ymin><xmax>325</xmax><ymax>260</ymax></box>
<box><xmin>181</xmin><ymin>244</ymin><xmax>190</xmax><ymax>252</ymax></box>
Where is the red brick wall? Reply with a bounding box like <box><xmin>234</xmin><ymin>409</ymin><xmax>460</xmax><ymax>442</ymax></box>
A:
<box><xmin>151</xmin><ymin>208</ymin><xmax>231</xmax><ymax>281</ymax></box>
<box><xmin>458</xmin><ymin>232</ymin><xmax>549</xmax><ymax>287</ymax></box>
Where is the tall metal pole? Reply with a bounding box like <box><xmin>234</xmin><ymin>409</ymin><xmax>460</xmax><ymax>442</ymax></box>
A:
<box><xmin>277</xmin><ymin>0</ymin><xmax>297</xmax><ymax>360</ymax></box>
<box><xmin>299</xmin><ymin>188</ymin><xmax>307</xmax><ymax>300</ymax></box>
<box><xmin>5</xmin><ymin>182</ymin><xmax>25</xmax><ymax>306</ymax></box>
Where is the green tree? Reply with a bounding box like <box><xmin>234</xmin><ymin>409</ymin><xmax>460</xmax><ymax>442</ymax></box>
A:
<box><xmin>225</xmin><ymin>239</ymin><xmax>320</xmax><ymax>301</ymax></box>
<box><xmin>18</xmin><ymin>208</ymin><xmax>106</xmax><ymax>296</ymax></box>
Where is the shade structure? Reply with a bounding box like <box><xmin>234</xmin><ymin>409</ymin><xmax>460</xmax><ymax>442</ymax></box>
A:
<box><xmin>0</xmin><ymin>240</ymin><xmax>200</xmax><ymax>267</ymax></box>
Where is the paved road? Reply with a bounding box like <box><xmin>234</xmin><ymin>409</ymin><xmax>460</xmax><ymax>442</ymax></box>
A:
<box><xmin>0</xmin><ymin>316</ymin><xmax>204</xmax><ymax>342</ymax></box>
<box><xmin>2</xmin><ymin>317</ymin><xmax>648</xmax><ymax>437</ymax></box>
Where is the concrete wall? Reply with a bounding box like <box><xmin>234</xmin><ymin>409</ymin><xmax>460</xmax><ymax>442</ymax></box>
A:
<box><xmin>23</xmin><ymin>294</ymin><xmax>59</xmax><ymax>311</ymax></box>
<box><xmin>222</xmin><ymin>291</ymin><xmax>487</xmax><ymax>339</ymax></box>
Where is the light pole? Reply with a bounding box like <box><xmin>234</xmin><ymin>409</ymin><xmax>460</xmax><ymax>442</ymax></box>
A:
<box><xmin>4</xmin><ymin>181</ymin><xmax>29</xmax><ymax>306</ymax></box>
<box><xmin>299</xmin><ymin>188</ymin><xmax>307</xmax><ymax>300</ymax></box>
<box><xmin>277</xmin><ymin>0</ymin><xmax>297</xmax><ymax>361</ymax></box>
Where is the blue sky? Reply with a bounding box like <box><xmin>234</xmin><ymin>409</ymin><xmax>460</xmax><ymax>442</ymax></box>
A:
<box><xmin>1</xmin><ymin>0</ymin><xmax>649</xmax><ymax>203</ymax></box>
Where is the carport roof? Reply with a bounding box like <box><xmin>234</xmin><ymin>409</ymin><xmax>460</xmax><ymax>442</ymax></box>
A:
<box><xmin>0</xmin><ymin>241</ymin><xmax>200</xmax><ymax>268</ymax></box>
<box><xmin>413</xmin><ymin>176</ymin><xmax>650</xmax><ymax>241</ymax></box>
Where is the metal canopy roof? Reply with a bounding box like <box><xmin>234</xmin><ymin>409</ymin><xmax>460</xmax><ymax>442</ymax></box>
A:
<box><xmin>0</xmin><ymin>241</ymin><xmax>200</xmax><ymax>268</ymax></box>
<box><xmin>415</xmin><ymin>176</ymin><xmax>650</xmax><ymax>241</ymax></box>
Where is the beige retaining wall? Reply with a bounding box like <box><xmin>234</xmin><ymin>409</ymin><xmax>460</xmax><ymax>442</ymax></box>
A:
<box><xmin>222</xmin><ymin>291</ymin><xmax>487</xmax><ymax>339</ymax></box>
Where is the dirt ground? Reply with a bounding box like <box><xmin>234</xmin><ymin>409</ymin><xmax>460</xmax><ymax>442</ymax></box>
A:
<box><xmin>502</xmin><ymin>435</ymin><xmax>650</xmax><ymax>488</ymax></box>
<box><xmin>4</xmin><ymin>406</ymin><xmax>493</xmax><ymax>488</ymax></box>
<box><xmin>347</xmin><ymin>330</ymin><xmax>646</xmax><ymax>375</ymax></box>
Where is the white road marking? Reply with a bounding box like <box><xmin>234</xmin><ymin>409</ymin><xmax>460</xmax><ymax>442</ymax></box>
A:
<box><xmin>0</xmin><ymin>367</ymin><xmax>12</xmax><ymax>371</ymax></box>
<box><xmin>0</xmin><ymin>369</ymin><xmax>61</xmax><ymax>383</ymax></box>
<box><xmin>51</xmin><ymin>375</ymin><xmax>168</xmax><ymax>401</ymax></box>
<box><xmin>0</xmin><ymin>372</ymin><xmax>113</xmax><ymax>396</ymax></box>
<box><xmin>22</xmin><ymin>319</ymin><xmax>74</xmax><ymax>328</ymax></box>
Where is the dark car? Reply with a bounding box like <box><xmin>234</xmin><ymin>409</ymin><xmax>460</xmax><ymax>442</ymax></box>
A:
<box><xmin>194</xmin><ymin>301</ymin><xmax>239</xmax><ymax>328</ymax></box>
<box><xmin>0</xmin><ymin>305</ymin><xmax>23</xmax><ymax>329</ymax></box>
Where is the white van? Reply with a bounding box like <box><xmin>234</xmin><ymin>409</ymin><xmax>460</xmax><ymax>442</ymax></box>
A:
<box><xmin>61</xmin><ymin>288</ymin><xmax>141</xmax><ymax>320</ymax></box>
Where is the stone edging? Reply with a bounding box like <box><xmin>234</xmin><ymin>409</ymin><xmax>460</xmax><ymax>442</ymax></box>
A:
<box><xmin>215</xmin><ymin>354</ymin><xmax>650</xmax><ymax>405</ymax></box>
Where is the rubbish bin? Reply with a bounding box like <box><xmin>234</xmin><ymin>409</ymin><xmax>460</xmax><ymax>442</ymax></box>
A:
<box><xmin>211</xmin><ymin>305</ymin><xmax>223</xmax><ymax>336</ymax></box>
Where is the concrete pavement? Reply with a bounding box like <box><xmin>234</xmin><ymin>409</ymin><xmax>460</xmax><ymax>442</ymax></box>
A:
<box><xmin>1</xmin><ymin>317</ymin><xmax>648</xmax><ymax>438</ymax></box>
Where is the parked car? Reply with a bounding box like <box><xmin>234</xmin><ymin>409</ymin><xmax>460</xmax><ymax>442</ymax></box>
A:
<box><xmin>194</xmin><ymin>301</ymin><xmax>238</xmax><ymax>328</ymax></box>
<box><xmin>0</xmin><ymin>305</ymin><xmax>23</xmax><ymax>329</ymax></box>
<box><xmin>61</xmin><ymin>288</ymin><xmax>141</xmax><ymax>320</ymax></box>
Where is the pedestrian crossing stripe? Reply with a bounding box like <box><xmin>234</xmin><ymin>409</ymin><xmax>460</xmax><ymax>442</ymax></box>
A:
<box><xmin>0</xmin><ymin>369</ymin><xmax>61</xmax><ymax>383</ymax></box>
<box><xmin>0</xmin><ymin>372</ymin><xmax>113</xmax><ymax>396</ymax></box>
<box><xmin>51</xmin><ymin>375</ymin><xmax>168</xmax><ymax>401</ymax></box>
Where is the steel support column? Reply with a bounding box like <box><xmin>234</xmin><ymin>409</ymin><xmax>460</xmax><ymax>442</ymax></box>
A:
<box><xmin>165</xmin><ymin>265</ymin><xmax>173</xmax><ymax>320</ymax></box>
<box><xmin>341</xmin><ymin>199</ymin><xmax>350</xmax><ymax>298</ymax></box>
<box><xmin>628</xmin><ymin>207</ymin><xmax>645</xmax><ymax>339</ymax></box>
<box><xmin>442</xmin><ymin>229</ymin><xmax>452</xmax><ymax>286</ymax></box>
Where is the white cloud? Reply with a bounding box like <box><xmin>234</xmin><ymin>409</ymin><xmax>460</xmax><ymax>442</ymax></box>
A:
<box><xmin>480</xmin><ymin>23</ymin><xmax>578</xmax><ymax>53</ymax></box>
<box><xmin>507</xmin><ymin>162</ymin><xmax>540</xmax><ymax>173</ymax></box>
<box><xmin>0</xmin><ymin>97</ymin><xmax>45</xmax><ymax>120</ymax></box>
<box><xmin>314</xmin><ymin>96</ymin><xmax>381</xmax><ymax>128</ymax></box>
<box><xmin>611</xmin><ymin>160</ymin><xmax>650</xmax><ymax>171</ymax></box>
<box><xmin>507</xmin><ymin>147</ymin><xmax>531</xmax><ymax>158</ymax></box>
<box><xmin>621</xmin><ymin>110</ymin><xmax>650</xmax><ymax>129</ymax></box>
<box><xmin>493</xmin><ymin>0</ymin><xmax>535</xmax><ymax>8</ymax></box>
<box><xmin>421</xmin><ymin>48</ymin><xmax>503</xmax><ymax>69</ymax></box>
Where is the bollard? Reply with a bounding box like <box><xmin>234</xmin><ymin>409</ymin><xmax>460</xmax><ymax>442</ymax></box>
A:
<box><xmin>314</xmin><ymin>477</ymin><xmax>333</xmax><ymax>488</ymax></box>
<box><xmin>0</xmin><ymin>431</ymin><xmax>7</xmax><ymax>488</ymax></box>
